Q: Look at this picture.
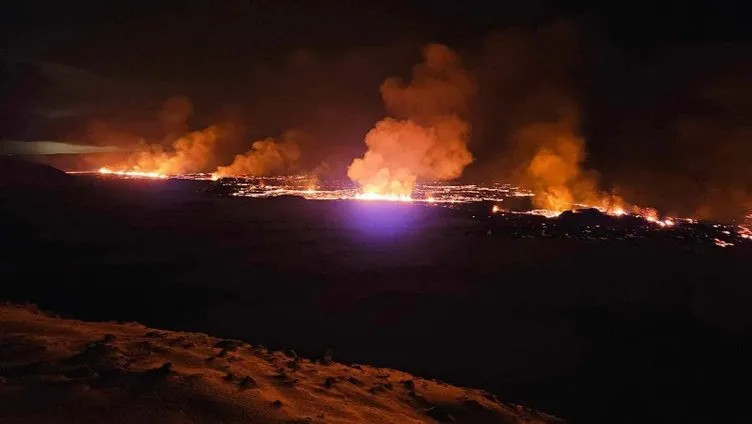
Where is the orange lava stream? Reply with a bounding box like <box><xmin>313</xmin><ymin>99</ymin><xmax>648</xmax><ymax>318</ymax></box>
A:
<box><xmin>98</xmin><ymin>167</ymin><xmax>167</xmax><ymax>179</ymax></box>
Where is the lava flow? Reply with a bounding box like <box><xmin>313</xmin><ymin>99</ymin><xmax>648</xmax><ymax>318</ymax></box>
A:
<box><xmin>97</xmin><ymin>167</ymin><xmax>167</xmax><ymax>179</ymax></box>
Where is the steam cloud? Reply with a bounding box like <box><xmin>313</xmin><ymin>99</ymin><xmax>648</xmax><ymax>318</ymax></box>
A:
<box><xmin>347</xmin><ymin>44</ymin><xmax>475</xmax><ymax>197</ymax></box>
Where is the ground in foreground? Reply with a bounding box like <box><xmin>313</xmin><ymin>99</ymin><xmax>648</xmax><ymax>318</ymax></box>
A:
<box><xmin>0</xmin><ymin>304</ymin><xmax>562</xmax><ymax>424</ymax></box>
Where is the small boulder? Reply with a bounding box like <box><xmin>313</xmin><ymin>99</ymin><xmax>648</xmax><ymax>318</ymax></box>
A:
<box><xmin>149</xmin><ymin>362</ymin><xmax>172</xmax><ymax>377</ymax></box>
<box><xmin>239</xmin><ymin>376</ymin><xmax>257</xmax><ymax>389</ymax></box>
<box><xmin>214</xmin><ymin>339</ymin><xmax>243</xmax><ymax>351</ymax></box>
<box><xmin>286</xmin><ymin>360</ymin><xmax>299</xmax><ymax>370</ymax></box>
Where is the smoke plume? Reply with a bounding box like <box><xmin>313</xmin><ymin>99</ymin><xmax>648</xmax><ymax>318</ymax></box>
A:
<box><xmin>511</xmin><ymin>100</ymin><xmax>625</xmax><ymax>212</ymax></box>
<box><xmin>608</xmin><ymin>74</ymin><xmax>752</xmax><ymax>221</ymax></box>
<box><xmin>347</xmin><ymin>44</ymin><xmax>475</xmax><ymax>197</ymax></box>
<box><xmin>94</xmin><ymin>96</ymin><xmax>251</xmax><ymax>175</ymax></box>
<box><xmin>471</xmin><ymin>24</ymin><xmax>624</xmax><ymax>212</ymax></box>
<box><xmin>126</xmin><ymin>126</ymin><xmax>220</xmax><ymax>175</ymax></box>
<box><xmin>214</xmin><ymin>131</ymin><xmax>302</xmax><ymax>177</ymax></box>
<box><xmin>159</xmin><ymin>96</ymin><xmax>194</xmax><ymax>143</ymax></box>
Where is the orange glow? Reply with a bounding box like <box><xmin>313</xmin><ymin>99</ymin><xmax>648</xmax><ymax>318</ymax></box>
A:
<box><xmin>98</xmin><ymin>167</ymin><xmax>167</xmax><ymax>179</ymax></box>
<box><xmin>214</xmin><ymin>138</ymin><xmax>301</xmax><ymax>178</ymax></box>
<box><xmin>714</xmin><ymin>238</ymin><xmax>735</xmax><ymax>248</ymax></box>
<box><xmin>528</xmin><ymin>209</ymin><xmax>563</xmax><ymax>218</ymax></box>
<box><xmin>354</xmin><ymin>191</ymin><xmax>413</xmax><ymax>202</ymax></box>
<box><xmin>94</xmin><ymin>126</ymin><xmax>219</xmax><ymax>178</ymax></box>
<box><xmin>610</xmin><ymin>207</ymin><xmax>626</xmax><ymax>216</ymax></box>
<box><xmin>348</xmin><ymin>44</ymin><xmax>475</xmax><ymax>200</ymax></box>
<box><xmin>527</xmin><ymin>202</ymin><xmax>683</xmax><ymax>228</ymax></box>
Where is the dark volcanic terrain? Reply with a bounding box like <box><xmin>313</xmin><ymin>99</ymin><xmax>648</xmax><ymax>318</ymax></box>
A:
<box><xmin>0</xmin><ymin>303</ymin><xmax>562</xmax><ymax>424</ymax></box>
<box><xmin>2</xmin><ymin>158</ymin><xmax>751</xmax><ymax>423</ymax></box>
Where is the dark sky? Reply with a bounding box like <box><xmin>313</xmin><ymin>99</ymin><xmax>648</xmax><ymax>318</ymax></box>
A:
<box><xmin>2</xmin><ymin>0</ymin><xmax>748</xmax><ymax>133</ymax></box>
<box><xmin>2</xmin><ymin>0</ymin><xmax>751</xmax><ymax>218</ymax></box>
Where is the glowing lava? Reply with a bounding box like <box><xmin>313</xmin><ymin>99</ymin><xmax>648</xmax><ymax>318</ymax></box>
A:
<box><xmin>354</xmin><ymin>192</ymin><xmax>413</xmax><ymax>202</ymax></box>
<box><xmin>525</xmin><ymin>203</ymin><xmax>679</xmax><ymax>228</ymax></box>
<box><xmin>738</xmin><ymin>225</ymin><xmax>752</xmax><ymax>240</ymax></box>
<box><xmin>98</xmin><ymin>167</ymin><xmax>167</xmax><ymax>179</ymax></box>
<box><xmin>714</xmin><ymin>238</ymin><xmax>735</xmax><ymax>248</ymax></box>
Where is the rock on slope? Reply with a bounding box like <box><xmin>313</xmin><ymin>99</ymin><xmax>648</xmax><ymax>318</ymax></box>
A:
<box><xmin>0</xmin><ymin>304</ymin><xmax>563</xmax><ymax>424</ymax></box>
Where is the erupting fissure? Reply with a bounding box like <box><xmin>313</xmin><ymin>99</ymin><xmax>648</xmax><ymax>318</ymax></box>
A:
<box><xmin>83</xmin><ymin>39</ymin><xmax>751</xmax><ymax>225</ymax></box>
<box><xmin>98</xmin><ymin>167</ymin><xmax>167</xmax><ymax>179</ymax></box>
<box><xmin>347</xmin><ymin>44</ymin><xmax>475</xmax><ymax>200</ymax></box>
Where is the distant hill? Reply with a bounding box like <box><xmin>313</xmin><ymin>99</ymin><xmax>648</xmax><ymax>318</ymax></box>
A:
<box><xmin>0</xmin><ymin>156</ymin><xmax>71</xmax><ymax>189</ymax></box>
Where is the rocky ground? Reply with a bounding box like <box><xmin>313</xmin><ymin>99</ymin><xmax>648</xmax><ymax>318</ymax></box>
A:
<box><xmin>0</xmin><ymin>304</ymin><xmax>562</xmax><ymax>424</ymax></box>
